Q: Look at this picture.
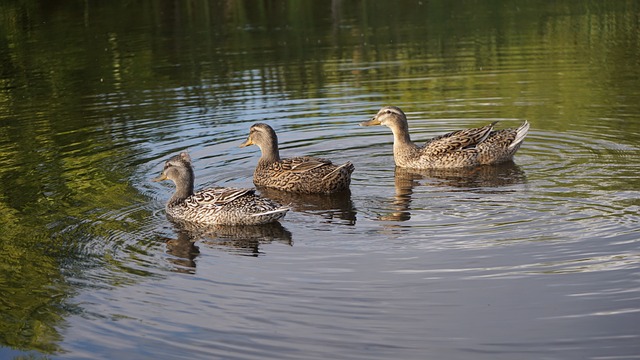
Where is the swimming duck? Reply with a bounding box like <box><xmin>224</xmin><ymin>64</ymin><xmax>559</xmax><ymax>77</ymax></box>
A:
<box><xmin>239</xmin><ymin>123</ymin><xmax>354</xmax><ymax>194</ymax></box>
<box><xmin>153</xmin><ymin>152</ymin><xmax>289</xmax><ymax>226</ymax></box>
<box><xmin>360</xmin><ymin>106</ymin><xmax>530</xmax><ymax>169</ymax></box>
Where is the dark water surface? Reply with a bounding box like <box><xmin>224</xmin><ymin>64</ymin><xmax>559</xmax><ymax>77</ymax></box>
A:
<box><xmin>1</xmin><ymin>1</ymin><xmax>639</xmax><ymax>359</ymax></box>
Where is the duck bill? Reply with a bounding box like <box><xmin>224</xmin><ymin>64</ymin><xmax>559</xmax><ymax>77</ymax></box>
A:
<box><xmin>239</xmin><ymin>137</ymin><xmax>253</xmax><ymax>148</ymax></box>
<box><xmin>360</xmin><ymin>117</ymin><xmax>381</xmax><ymax>126</ymax></box>
<box><xmin>152</xmin><ymin>173</ymin><xmax>167</xmax><ymax>182</ymax></box>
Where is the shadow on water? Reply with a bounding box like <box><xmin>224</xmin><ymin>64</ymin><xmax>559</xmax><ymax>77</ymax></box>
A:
<box><xmin>257</xmin><ymin>187</ymin><xmax>357</xmax><ymax>225</ymax></box>
<box><xmin>379</xmin><ymin>162</ymin><xmax>527</xmax><ymax>221</ymax></box>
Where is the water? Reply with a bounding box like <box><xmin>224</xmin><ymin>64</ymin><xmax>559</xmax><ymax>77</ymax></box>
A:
<box><xmin>1</xmin><ymin>1</ymin><xmax>639</xmax><ymax>359</ymax></box>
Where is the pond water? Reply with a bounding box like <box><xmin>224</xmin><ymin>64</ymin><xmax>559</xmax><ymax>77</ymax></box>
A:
<box><xmin>1</xmin><ymin>1</ymin><xmax>639</xmax><ymax>359</ymax></box>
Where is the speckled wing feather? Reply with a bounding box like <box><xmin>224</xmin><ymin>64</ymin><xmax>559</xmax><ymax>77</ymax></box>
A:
<box><xmin>475</xmin><ymin>125</ymin><xmax>525</xmax><ymax>164</ymax></box>
<box><xmin>481</xmin><ymin>129</ymin><xmax>517</xmax><ymax>149</ymax></box>
<box><xmin>279</xmin><ymin>156</ymin><xmax>333</xmax><ymax>173</ymax></box>
<box><xmin>422</xmin><ymin>122</ymin><xmax>497</xmax><ymax>155</ymax></box>
<box><xmin>185</xmin><ymin>187</ymin><xmax>255</xmax><ymax>211</ymax></box>
<box><xmin>255</xmin><ymin>156</ymin><xmax>353</xmax><ymax>194</ymax></box>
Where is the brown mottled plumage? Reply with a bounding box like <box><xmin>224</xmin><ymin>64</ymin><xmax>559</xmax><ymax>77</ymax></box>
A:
<box><xmin>360</xmin><ymin>106</ymin><xmax>530</xmax><ymax>169</ymax></box>
<box><xmin>153</xmin><ymin>152</ymin><xmax>289</xmax><ymax>226</ymax></box>
<box><xmin>240</xmin><ymin>123</ymin><xmax>354</xmax><ymax>194</ymax></box>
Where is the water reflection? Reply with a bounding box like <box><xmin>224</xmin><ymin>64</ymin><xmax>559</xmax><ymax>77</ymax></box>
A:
<box><xmin>163</xmin><ymin>231</ymin><xmax>200</xmax><ymax>273</ymax></box>
<box><xmin>166</xmin><ymin>220</ymin><xmax>292</xmax><ymax>262</ymax></box>
<box><xmin>408</xmin><ymin>161</ymin><xmax>527</xmax><ymax>189</ymax></box>
<box><xmin>258</xmin><ymin>187</ymin><xmax>357</xmax><ymax>225</ymax></box>
<box><xmin>379</xmin><ymin>162</ymin><xmax>527</xmax><ymax>221</ymax></box>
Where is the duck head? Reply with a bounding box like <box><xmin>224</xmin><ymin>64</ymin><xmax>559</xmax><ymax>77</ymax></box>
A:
<box><xmin>154</xmin><ymin>152</ymin><xmax>195</xmax><ymax>194</ymax></box>
<box><xmin>239</xmin><ymin>123</ymin><xmax>278</xmax><ymax>149</ymax></box>
<box><xmin>360</xmin><ymin>106</ymin><xmax>410</xmax><ymax>134</ymax></box>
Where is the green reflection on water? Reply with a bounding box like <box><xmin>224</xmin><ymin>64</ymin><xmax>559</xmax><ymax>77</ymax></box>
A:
<box><xmin>0</xmin><ymin>0</ymin><xmax>639</xmax><ymax>355</ymax></box>
<box><xmin>0</xmin><ymin>125</ymin><xmax>147</xmax><ymax>353</ymax></box>
<box><xmin>0</xmin><ymin>2</ymin><xmax>152</xmax><ymax>352</ymax></box>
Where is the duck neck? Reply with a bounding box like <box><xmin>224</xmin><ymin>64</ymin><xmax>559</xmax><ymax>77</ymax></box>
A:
<box><xmin>391</xmin><ymin>122</ymin><xmax>418</xmax><ymax>152</ymax></box>
<box><xmin>169</xmin><ymin>169</ymin><xmax>194</xmax><ymax>205</ymax></box>
<box><xmin>258</xmin><ymin>141</ymin><xmax>281</xmax><ymax>164</ymax></box>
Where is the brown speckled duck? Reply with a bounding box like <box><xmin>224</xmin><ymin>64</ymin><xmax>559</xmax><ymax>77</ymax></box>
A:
<box><xmin>153</xmin><ymin>152</ymin><xmax>289</xmax><ymax>226</ymax></box>
<box><xmin>240</xmin><ymin>123</ymin><xmax>354</xmax><ymax>194</ymax></box>
<box><xmin>360</xmin><ymin>106</ymin><xmax>530</xmax><ymax>169</ymax></box>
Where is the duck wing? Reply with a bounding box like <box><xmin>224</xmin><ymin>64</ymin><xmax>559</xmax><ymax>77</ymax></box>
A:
<box><xmin>185</xmin><ymin>187</ymin><xmax>255</xmax><ymax>209</ymax></box>
<box><xmin>279</xmin><ymin>156</ymin><xmax>333</xmax><ymax>173</ymax></box>
<box><xmin>422</xmin><ymin>122</ymin><xmax>497</xmax><ymax>155</ymax></box>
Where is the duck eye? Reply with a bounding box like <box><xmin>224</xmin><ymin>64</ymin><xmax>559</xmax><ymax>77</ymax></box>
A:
<box><xmin>386</xmin><ymin>110</ymin><xmax>392</xmax><ymax>114</ymax></box>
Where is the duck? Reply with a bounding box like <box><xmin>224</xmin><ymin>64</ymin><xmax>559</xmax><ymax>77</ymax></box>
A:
<box><xmin>153</xmin><ymin>152</ymin><xmax>289</xmax><ymax>226</ymax></box>
<box><xmin>239</xmin><ymin>123</ymin><xmax>354</xmax><ymax>194</ymax></box>
<box><xmin>360</xmin><ymin>106</ymin><xmax>530</xmax><ymax>169</ymax></box>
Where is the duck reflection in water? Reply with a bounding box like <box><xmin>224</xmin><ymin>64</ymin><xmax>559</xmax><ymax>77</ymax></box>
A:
<box><xmin>379</xmin><ymin>161</ymin><xmax>527</xmax><ymax>221</ymax></box>
<box><xmin>164</xmin><ymin>220</ymin><xmax>293</xmax><ymax>265</ymax></box>
<box><xmin>163</xmin><ymin>231</ymin><xmax>200</xmax><ymax>273</ymax></box>
<box><xmin>199</xmin><ymin>222</ymin><xmax>292</xmax><ymax>257</ymax></box>
<box><xmin>257</xmin><ymin>187</ymin><xmax>357</xmax><ymax>225</ymax></box>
